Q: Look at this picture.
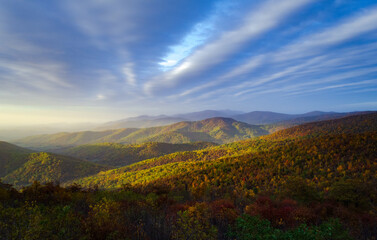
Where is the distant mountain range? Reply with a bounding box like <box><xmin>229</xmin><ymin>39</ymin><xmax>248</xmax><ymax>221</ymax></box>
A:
<box><xmin>14</xmin><ymin>111</ymin><xmax>375</xmax><ymax>151</ymax></box>
<box><xmin>1</xmin><ymin>110</ymin><xmax>368</xmax><ymax>142</ymax></box>
<box><xmin>14</xmin><ymin>117</ymin><xmax>268</xmax><ymax>151</ymax></box>
<box><xmin>97</xmin><ymin>110</ymin><xmax>243</xmax><ymax>130</ymax></box>
<box><xmin>98</xmin><ymin>110</ymin><xmax>363</xmax><ymax>130</ymax></box>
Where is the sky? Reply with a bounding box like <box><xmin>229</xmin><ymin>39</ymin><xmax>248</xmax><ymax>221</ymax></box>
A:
<box><xmin>1</xmin><ymin>0</ymin><xmax>377</xmax><ymax>126</ymax></box>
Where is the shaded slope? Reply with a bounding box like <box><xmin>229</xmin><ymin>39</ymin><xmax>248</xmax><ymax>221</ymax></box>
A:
<box><xmin>2</xmin><ymin>152</ymin><xmax>110</xmax><ymax>187</ymax></box>
<box><xmin>59</xmin><ymin>142</ymin><xmax>216</xmax><ymax>167</ymax></box>
<box><xmin>0</xmin><ymin>141</ymin><xmax>33</xmax><ymax>177</ymax></box>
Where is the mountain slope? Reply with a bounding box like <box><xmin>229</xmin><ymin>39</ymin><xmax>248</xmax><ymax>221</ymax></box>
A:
<box><xmin>69</xmin><ymin>113</ymin><xmax>377</xmax><ymax>191</ymax></box>
<box><xmin>58</xmin><ymin>142</ymin><xmax>216</xmax><ymax>167</ymax></box>
<box><xmin>15</xmin><ymin>117</ymin><xmax>268</xmax><ymax>150</ymax></box>
<box><xmin>0</xmin><ymin>141</ymin><xmax>33</xmax><ymax>177</ymax></box>
<box><xmin>114</xmin><ymin>117</ymin><xmax>268</xmax><ymax>144</ymax></box>
<box><xmin>266</xmin><ymin>112</ymin><xmax>377</xmax><ymax>140</ymax></box>
<box><xmin>2</xmin><ymin>152</ymin><xmax>110</xmax><ymax>187</ymax></box>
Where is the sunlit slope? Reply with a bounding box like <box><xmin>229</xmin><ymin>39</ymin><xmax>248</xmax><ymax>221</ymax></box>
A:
<box><xmin>59</xmin><ymin>142</ymin><xmax>216</xmax><ymax>167</ymax></box>
<box><xmin>15</xmin><ymin>117</ymin><xmax>268</xmax><ymax>150</ymax></box>
<box><xmin>2</xmin><ymin>152</ymin><xmax>111</xmax><ymax>187</ymax></box>
<box><xmin>70</xmin><ymin>113</ymin><xmax>377</xmax><ymax>194</ymax></box>
<box><xmin>0</xmin><ymin>141</ymin><xmax>33</xmax><ymax>177</ymax></box>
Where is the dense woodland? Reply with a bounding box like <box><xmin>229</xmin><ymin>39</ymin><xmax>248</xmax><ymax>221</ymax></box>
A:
<box><xmin>1</xmin><ymin>113</ymin><xmax>377</xmax><ymax>239</ymax></box>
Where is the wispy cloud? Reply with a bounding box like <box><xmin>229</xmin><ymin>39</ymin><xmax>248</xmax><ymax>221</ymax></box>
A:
<box><xmin>144</xmin><ymin>0</ymin><xmax>314</xmax><ymax>95</ymax></box>
<box><xmin>122</xmin><ymin>63</ymin><xmax>137</xmax><ymax>86</ymax></box>
<box><xmin>158</xmin><ymin>1</ymin><xmax>234</xmax><ymax>69</ymax></box>
<box><xmin>204</xmin><ymin>6</ymin><xmax>377</xmax><ymax>99</ymax></box>
<box><xmin>275</xmin><ymin>6</ymin><xmax>377</xmax><ymax>61</ymax></box>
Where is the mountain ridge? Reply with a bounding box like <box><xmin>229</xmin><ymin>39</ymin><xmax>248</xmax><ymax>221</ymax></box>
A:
<box><xmin>14</xmin><ymin>117</ymin><xmax>268</xmax><ymax>150</ymax></box>
<box><xmin>97</xmin><ymin>110</ymin><xmax>361</xmax><ymax>130</ymax></box>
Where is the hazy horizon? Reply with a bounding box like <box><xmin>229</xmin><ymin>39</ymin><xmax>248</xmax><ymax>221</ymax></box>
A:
<box><xmin>1</xmin><ymin>108</ymin><xmax>376</xmax><ymax>128</ymax></box>
<box><xmin>1</xmin><ymin>0</ymin><xmax>377</xmax><ymax>126</ymax></box>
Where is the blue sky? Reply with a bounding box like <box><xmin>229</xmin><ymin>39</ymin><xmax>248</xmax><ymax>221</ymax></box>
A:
<box><xmin>1</xmin><ymin>0</ymin><xmax>377</xmax><ymax>125</ymax></box>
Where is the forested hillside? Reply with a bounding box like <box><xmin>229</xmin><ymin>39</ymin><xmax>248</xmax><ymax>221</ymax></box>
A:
<box><xmin>266</xmin><ymin>112</ymin><xmax>377</xmax><ymax>139</ymax></box>
<box><xmin>1</xmin><ymin>151</ymin><xmax>110</xmax><ymax>187</ymax></box>
<box><xmin>59</xmin><ymin>142</ymin><xmax>216</xmax><ymax>167</ymax></box>
<box><xmin>71</xmin><ymin>118</ymin><xmax>377</xmax><ymax>193</ymax></box>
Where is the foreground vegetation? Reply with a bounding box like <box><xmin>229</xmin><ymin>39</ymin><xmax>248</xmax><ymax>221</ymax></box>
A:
<box><xmin>0</xmin><ymin>180</ymin><xmax>365</xmax><ymax>240</ymax></box>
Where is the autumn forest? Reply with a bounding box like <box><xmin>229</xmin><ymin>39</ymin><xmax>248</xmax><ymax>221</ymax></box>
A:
<box><xmin>0</xmin><ymin>112</ymin><xmax>376</xmax><ymax>239</ymax></box>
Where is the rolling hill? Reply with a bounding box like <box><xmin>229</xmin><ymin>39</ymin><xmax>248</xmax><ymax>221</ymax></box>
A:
<box><xmin>14</xmin><ymin>117</ymin><xmax>268</xmax><ymax>150</ymax></box>
<box><xmin>57</xmin><ymin>142</ymin><xmax>216</xmax><ymax>167</ymax></box>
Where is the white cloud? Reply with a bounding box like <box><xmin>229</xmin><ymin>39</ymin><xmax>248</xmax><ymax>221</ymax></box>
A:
<box><xmin>158</xmin><ymin>1</ymin><xmax>232</xmax><ymax>69</ymax></box>
<box><xmin>96</xmin><ymin>94</ymin><xmax>106</xmax><ymax>100</ymax></box>
<box><xmin>144</xmin><ymin>0</ymin><xmax>314</xmax><ymax>94</ymax></box>
<box><xmin>159</xmin><ymin>59</ymin><xmax>178</xmax><ymax>67</ymax></box>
